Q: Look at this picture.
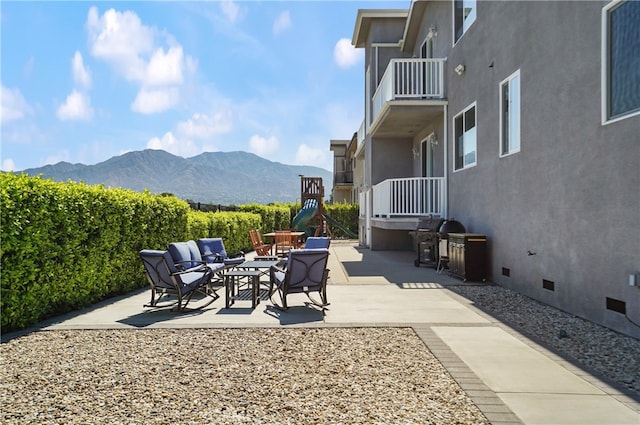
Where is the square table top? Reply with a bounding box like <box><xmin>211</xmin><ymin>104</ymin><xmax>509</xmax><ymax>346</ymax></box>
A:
<box><xmin>237</xmin><ymin>260</ymin><xmax>280</xmax><ymax>269</ymax></box>
<box><xmin>225</xmin><ymin>269</ymin><xmax>262</xmax><ymax>277</ymax></box>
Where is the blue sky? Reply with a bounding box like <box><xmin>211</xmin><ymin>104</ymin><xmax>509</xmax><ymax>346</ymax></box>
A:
<box><xmin>1</xmin><ymin>0</ymin><xmax>407</xmax><ymax>172</ymax></box>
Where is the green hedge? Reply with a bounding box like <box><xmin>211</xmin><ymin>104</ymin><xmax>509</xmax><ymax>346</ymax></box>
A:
<box><xmin>186</xmin><ymin>210</ymin><xmax>261</xmax><ymax>254</ymax></box>
<box><xmin>0</xmin><ymin>173</ymin><xmax>190</xmax><ymax>332</ymax></box>
<box><xmin>325</xmin><ymin>202</ymin><xmax>359</xmax><ymax>238</ymax></box>
<box><xmin>238</xmin><ymin>203</ymin><xmax>290</xmax><ymax>232</ymax></box>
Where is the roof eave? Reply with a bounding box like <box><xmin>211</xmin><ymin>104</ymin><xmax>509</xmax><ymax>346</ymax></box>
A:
<box><xmin>352</xmin><ymin>9</ymin><xmax>409</xmax><ymax>48</ymax></box>
<box><xmin>402</xmin><ymin>0</ymin><xmax>429</xmax><ymax>53</ymax></box>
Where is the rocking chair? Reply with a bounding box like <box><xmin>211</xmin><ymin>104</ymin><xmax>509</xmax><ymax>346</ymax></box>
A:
<box><xmin>269</xmin><ymin>248</ymin><xmax>330</xmax><ymax>310</ymax></box>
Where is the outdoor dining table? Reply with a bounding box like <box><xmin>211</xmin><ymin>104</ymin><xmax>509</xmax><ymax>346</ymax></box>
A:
<box><xmin>262</xmin><ymin>231</ymin><xmax>305</xmax><ymax>255</ymax></box>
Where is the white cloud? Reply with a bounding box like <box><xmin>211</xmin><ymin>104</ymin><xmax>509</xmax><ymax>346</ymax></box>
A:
<box><xmin>87</xmin><ymin>6</ymin><xmax>154</xmax><ymax>82</ymax></box>
<box><xmin>176</xmin><ymin>111</ymin><xmax>233</xmax><ymax>139</ymax></box>
<box><xmin>334</xmin><ymin>38</ymin><xmax>363</xmax><ymax>69</ymax></box>
<box><xmin>295</xmin><ymin>144</ymin><xmax>327</xmax><ymax>166</ymax></box>
<box><xmin>131</xmin><ymin>87</ymin><xmax>179</xmax><ymax>114</ymax></box>
<box><xmin>273</xmin><ymin>10</ymin><xmax>292</xmax><ymax>35</ymax></box>
<box><xmin>1</xmin><ymin>158</ymin><xmax>15</xmax><ymax>171</ymax></box>
<box><xmin>147</xmin><ymin>131</ymin><xmax>199</xmax><ymax>157</ymax></box>
<box><xmin>1</xmin><ymin>85</ymin><xmax>32</xmax><ymax>124</ymax></box>
<box><xmin>72</xmin><ymin>51</ymin><xmax>92</xmax><ymax>89</ymax></box>
<box><xmin>57</xmin><ymin>90</ymin><xmax>94</xmax><ymax>121</ymax></box>
<box><xmin>249</xmin><ymin>134</ymin><xmax>279</xmax><ymax>157</ymax></box>
<box><xmin>146</xmin><ymin>46</ymin><xmax>184</xmax><ymax>86</ymax></box>
<box><xmin>220</xmin><ymin>0</ymin><xmax>241</xmax><ymax>24</ymax></box>
<box><xmin>86</xmin><ymin>7</ymin><xmax>196</xmax><ymax>115</ymax></box>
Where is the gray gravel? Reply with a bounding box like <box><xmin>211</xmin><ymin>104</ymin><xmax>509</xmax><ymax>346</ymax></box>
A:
<box><xmin>1</xmin><ymin>328</ymin><xmax>489</xmax><ymax>425</ymax></box>
<box><xmin>448</xmin><ymin>284</ymin><xmax>640</xmax><ymax>396</ymax></box>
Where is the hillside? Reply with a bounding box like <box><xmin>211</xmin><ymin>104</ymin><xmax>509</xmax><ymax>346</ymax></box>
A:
<box><xmin>22</xmin><ymin>150</ymin><xmax>333</xmax><ymax>205</ymax></box>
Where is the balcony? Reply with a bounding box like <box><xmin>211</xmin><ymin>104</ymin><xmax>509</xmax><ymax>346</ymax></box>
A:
<box><xmin>334</xmin><ymin>171</ymin><xmax>353</xmax><ymax>185</ymax></box>
<box><xmin>370</xmin><ymin>58</ymin><xmax>447</xmax><ymax>138</ymax></box>
<box><xmin>372</xmin><ymin>177</ymin><xmax>445</xmax><ymax>218</ymax></box>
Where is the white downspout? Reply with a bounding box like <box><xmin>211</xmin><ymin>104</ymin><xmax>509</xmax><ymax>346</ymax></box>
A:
<box><xmin>443</xmin><ymin>104</ymin><xmax>448</xmax><ymax>218</ymax></box>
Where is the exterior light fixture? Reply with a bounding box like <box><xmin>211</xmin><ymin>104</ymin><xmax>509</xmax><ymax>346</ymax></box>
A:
<box><xmin>455</xmin><ymin>64</ymin><xmax>465</xmax><ymax>75</ymax></box>
<box><xmin>427</xmin><ymin>132</ymin><xmax>438</xmax><ymax>146</ymax></box>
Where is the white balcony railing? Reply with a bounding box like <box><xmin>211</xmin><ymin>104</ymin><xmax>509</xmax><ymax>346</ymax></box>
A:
<box><xmin>357</xmin><ymin>119</ymin><xmax>366</xmax><ymax>146</ymax></box>
<box><xmin>372</xmin><ymin>58</ymin><xmax>446</xmax><ymax>124</ymax></box>
<box><xmin>372</xmin><ymin>177</ymin><xmax>445</xmax><ymax>218</ymax></box>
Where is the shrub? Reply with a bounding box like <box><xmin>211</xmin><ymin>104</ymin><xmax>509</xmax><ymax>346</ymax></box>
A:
<box><xmin>0</xmin><ymin>173</ymin><xmax>189</xmax><ymax>332</ymax></box>
<box><xmin>238</xmin><ymin>203</ymin><xmax>290</xmax><ymax>232</ymax></box>
<box><xmin>186</xmin><ymin>210</ymin><xmax>260</xmax><ymax>253</ymax></box>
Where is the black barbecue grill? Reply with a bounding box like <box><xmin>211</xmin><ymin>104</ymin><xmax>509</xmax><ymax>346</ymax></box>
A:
<box><xmin>412</xmin><ymin>217</ymin><xmax>444</xmax><ymax>267</ymax></box>
<box><xmin>436</xmin><ymin>219</ymin><xmax>466</xmax><ymax>272</ymax></box>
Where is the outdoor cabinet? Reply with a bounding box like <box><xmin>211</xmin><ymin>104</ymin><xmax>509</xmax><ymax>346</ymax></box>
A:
<box><xmin>447</xmin><ymin>233</ymin><xmax>487</xmax><ymax>282</ymax></box>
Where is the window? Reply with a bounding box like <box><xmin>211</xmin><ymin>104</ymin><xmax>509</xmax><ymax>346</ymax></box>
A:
<box><xmin>602</xmin><ymin>0</ymin><xmax>640</xmax><ymax>123</ymax></box>
<box><xmin>454</xmin><ymin>103</ymin><xmax>477</xmax><ymax>170</ymax></box>
<box><xmin>454</xmin><ymin>0</ymin><xmax>476</xmax><ymax>43</ymax></box>
<box><xmin>500</xmin><ymin>70</ymin><xmax>521</xmax><ymax>156</ymax></box>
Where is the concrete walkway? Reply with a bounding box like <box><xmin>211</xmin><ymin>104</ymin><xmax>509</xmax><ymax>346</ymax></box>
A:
<box><xmin>32</xmin><ymin>241</ymin><xmax>640</xmax><ymax>424</ymax></box>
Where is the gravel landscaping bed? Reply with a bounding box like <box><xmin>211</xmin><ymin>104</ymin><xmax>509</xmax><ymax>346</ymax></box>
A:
<box><xmin>1</xmin><ymin>328</ymin><xmax>489</xmax><ymax>425</ymax></box>
<box><xmin>448</xmin><ymin>285</ymin><xmax>640</xmax><ymax>396</ymax></box>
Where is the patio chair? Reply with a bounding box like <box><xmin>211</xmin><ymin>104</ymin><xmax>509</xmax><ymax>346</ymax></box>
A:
<box><xmin>167</xmin><ymin>240</ymin><xmax>225</xmax><ymax>281</ymax></box>
<box><xmin>303</xmin><ymin>236</ymin><xmax>331</xmax><ymax>249</ymax></box>
<box><xmin>269</xmin><ymin>248</ymin><xmax>330</xmax><ymax>310</ymax></box>
<box><xmin>197</xmin><ymin>238</ymin><xmax>245</xmax><ymax>270</ymax></box>
<box><xmin>139</xmin><ymin>249</ymin><xmax>219</xmax><ymax>311</ymax></box>
<box><xmin>274</xmin><ymin>230</ymin><xmax>296</xmax><ymax>258</ymax></box>
<box><xmin>249</xmin><ymin>229</ymin><xmax>272</xmax><ymax>256</ymax></box>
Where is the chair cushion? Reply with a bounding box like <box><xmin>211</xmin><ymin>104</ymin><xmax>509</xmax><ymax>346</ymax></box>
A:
<box><xmin>197</xmin><ymin>238</ymin><xmax>226</xmax><ymax>263</ymax></box>
<box><xmin>168</xmin><ymin>241</ymin><xmax>202</xmax><ymax>269</ymax></box>
<box><xmin>162</xmin><ymin>250</ymin><xmax>180</xmax><ymax>274</ymax></box>
<box><xmin>304</xmin><ymin>237</ymin><xmax>330</xmax><ymax>249</ymax></box>
<box><xmin>197</xmin><ymin>238</ymin><xmax>244</xmax><ymax>267</ymax></box>
<box><xmin>178</xmin><ymin>270</ymin><xmax>209</xmax><ymax>293</ymax></box>
<box><xmin>273</xmin><ymin>269</ymin><xmax>285</xmax><ymax>285</ymax></box>
<box><xmin>140</xmin><ymin>250</ymin><xmax>176</xmax><ymax>288</ymax></box>
<box><xmin>285</xmin><ymin>249</ymin><xmax>329</xmax><ymax>293</ymax></box>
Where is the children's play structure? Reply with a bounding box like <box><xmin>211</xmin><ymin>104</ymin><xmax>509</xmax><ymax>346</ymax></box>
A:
<box><xmin>291</xmin><ymin>176</ymin><xmax>357</xmax><ymax>239</ymax></box>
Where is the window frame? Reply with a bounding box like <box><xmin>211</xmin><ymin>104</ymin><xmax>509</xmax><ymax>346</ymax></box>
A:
<box><xmin>601</xmin><ymin>0</ymin><xmax>640</xmax><ymax>124</ymax></box>
<box><xmin>453</xmin><ymin>0</ymin><xmax>477</xmax><ymax>45</ymax></box>
<box><xmin>453</xmin><ymin>102</ymin><xmax>477</xmax><ymax>172</ymax></box>
<box><xmin>499</xmin><ymin>70</ymin><xmax>521</xmax><ymax>158</ymax></box>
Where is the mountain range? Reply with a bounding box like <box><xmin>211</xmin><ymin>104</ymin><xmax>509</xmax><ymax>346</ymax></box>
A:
<box><xmin>21</xmin><ymin>149</ymin><xmax>334</xmax><ymax>205</ymax></box>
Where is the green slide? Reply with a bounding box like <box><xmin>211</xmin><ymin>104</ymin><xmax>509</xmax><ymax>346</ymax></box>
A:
<box><xmin>292</xmin><ymin>199</ymin><xmax>318</xmax><ymax>231</ymax></box>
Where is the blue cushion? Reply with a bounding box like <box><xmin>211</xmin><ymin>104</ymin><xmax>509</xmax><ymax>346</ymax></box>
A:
<box><xmin>168</xmin><ymin>240</ymin><xmax>202</xmax><ymax>269</ymax></box>
<box><xmin>304</xmin><ymin>237</ymin><xmax>330</xmax><ymax>249</ymax></box>
<box><xmin>197</xmin><ymin>238</ymin><xmax>226</xmax><ymax>262</ymax></box>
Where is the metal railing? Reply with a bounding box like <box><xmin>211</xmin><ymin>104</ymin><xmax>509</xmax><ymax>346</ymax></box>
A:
<box><xmin>372</xmin><ymin>177</ymin><xmax>445</xmax><ymax>217</ymax></box>
<box><xmin>334</xmin><ymin>171</ymin><xmax>353</xmax><ymax>185</ymax></box>
<box><xmin>372</xmin><ymin>58</ymin><xmax>446</xmax><ymax>124</ymax></box>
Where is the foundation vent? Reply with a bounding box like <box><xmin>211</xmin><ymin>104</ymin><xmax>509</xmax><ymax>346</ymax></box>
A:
<box><xmin>542</xmin><ymin>279</ymin><xmax>555</xmax><ymax>291</ymax></box>
<box><xmin>606</xmin><ymin>297</ymin><xmax>626</xmax><ymax>314</ymax></box>
<box><xmin>502</xmin><ymin>267</ymin><xmax>510</xmax><ymax>277</ymax></box>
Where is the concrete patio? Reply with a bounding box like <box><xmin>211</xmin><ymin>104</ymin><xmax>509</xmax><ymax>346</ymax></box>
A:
<box><xmin>19</xmin><ymin>241</ymin><xmax>640</xmax><ymax>424</ymax></box>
